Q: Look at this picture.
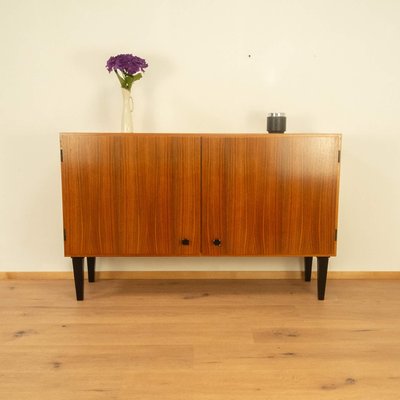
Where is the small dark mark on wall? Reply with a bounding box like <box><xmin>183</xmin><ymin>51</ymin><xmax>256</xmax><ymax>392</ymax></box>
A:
<box><xmin>282</xmin><ymin>352</ymin><xmax>296</xmax><ymax>356</ymax></box>
<box><xmin>9</xmin><ymin>286</ymin><xmax>15</xmax><ymax>290</ymax></box>
<box><xmin>52</xmin><ymin>361</ymin><xmax>62</xmax><ymax>369</ymax></box>
<box><xmin>61</xmin><ymin>325</ymin><xmax>67</xmax><ymax>328</ymax></box>
<box><xmin>346</xmin><ymin>378</ymin><xmax>356</xmax><ymax>385</ymax></box>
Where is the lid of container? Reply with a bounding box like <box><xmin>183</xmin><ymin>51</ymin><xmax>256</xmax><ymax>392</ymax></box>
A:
<box><xmin>268</xmin><ymin>112</ymin><xmax>286</xmax><ymax>117</ymax></box>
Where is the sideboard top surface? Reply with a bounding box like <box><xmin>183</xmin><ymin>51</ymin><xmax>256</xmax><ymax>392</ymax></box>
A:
<box><xmin>60</xmin><ymin>132</ymin><xmax>342</xmax><ymax>139</ymax></box>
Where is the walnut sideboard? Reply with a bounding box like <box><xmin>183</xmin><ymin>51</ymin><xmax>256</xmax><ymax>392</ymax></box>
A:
<box><xmin>60</xmin><ymin>133</ymin><xmax>342</xmax><ymax>301</ymax></box>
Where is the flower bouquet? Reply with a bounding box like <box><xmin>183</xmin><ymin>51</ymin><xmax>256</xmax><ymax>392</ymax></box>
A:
<box><xmin>106</xmin><ymin>53</ymin><xmax>149</xmax><ymax>132</ymax></box>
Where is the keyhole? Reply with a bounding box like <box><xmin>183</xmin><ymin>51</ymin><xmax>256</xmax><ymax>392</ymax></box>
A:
<box><xmin>213</xmin><ymin>239</ymin><xmax>222</xmax><ymax>247</ymax></box>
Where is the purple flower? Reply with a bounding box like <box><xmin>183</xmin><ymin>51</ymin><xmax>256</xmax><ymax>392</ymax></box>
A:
<box><xmin>106</xmin><ymin>53</ymin><xmax>149</xmax><ymax>90</ymax></box>
<box><xmin>106</xmin><ymin>54</ymin><xmax>148</xmax><ymax>75</ymax></box>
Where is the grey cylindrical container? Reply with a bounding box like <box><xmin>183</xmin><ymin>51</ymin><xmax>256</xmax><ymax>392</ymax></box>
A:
<box><xmin>267</xmin><ymin>112</ymin><xmax>286</xmax><ymax>133</ymax></box>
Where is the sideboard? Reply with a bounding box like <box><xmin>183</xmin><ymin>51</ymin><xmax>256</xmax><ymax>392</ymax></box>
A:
<box><xmin>60</xmin><ymin>133</ymin><xmax>342</xmax><ymax>300</ymax></box>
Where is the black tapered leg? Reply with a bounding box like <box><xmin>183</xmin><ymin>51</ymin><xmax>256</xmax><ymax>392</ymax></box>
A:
<box><xmin>72</xmin><ymin>257</ymin><xmax>84</xmax><ymax>301</ymax></box>
<box><xmin>304</xmin><ymin>257</ymin><xmax>313</xmax><ymax>282</ymax></box>
<box><xmin>317</xmin><ymin>257</ymin><xmax>329</xmax><ymax>300</ymax></box>
<box><xmin>87</xmin><ymin>257</ymin><xmax>96</xmax><ymax>283</ymax></box>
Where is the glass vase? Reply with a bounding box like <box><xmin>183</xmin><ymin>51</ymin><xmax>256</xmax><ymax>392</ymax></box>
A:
<box><xmin>121</xmin><ymin>88</ymin><xmax>133</xmax><ymax>132</ymax></box>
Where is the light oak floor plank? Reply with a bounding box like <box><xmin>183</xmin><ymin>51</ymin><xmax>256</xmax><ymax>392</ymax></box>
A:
<box><xmin>0</xmin><ymin>279</ymin><xmax>400</xmax><ymax>399</ymax></box>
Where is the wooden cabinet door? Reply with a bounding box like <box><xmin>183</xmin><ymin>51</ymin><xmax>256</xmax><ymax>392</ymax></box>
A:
<box><xmin>202</xmin><ymin>135</ymin><xmax>341</xmax><ymax>256</ymax></box>
<box><xmin>61</xmin><ymin>134</ymin><xmax>201</xmax><ymax>256</ymax></box>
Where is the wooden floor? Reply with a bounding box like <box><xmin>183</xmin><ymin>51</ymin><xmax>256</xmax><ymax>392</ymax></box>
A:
<box><xmin>1</xmin><ymin>279</ymin><xmax>400</xmax><ymax>399</ymax></box>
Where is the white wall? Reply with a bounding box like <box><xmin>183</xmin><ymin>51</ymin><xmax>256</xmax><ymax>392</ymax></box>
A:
<box><xmin>0</xmin><ymin>0</ymin><xmax>399</xmax><ymax>272</ymax></box>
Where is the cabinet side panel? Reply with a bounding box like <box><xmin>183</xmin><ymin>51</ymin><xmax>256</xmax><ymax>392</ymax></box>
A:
<box><xmin>60</xmin><ymin>134</ymin><xmax>201</xmax><ymax>256</ymax></box>
<box><xmin>202</xmin><ymin>136</ymin><xmax>340</xmax><ymax>256</ymax></box>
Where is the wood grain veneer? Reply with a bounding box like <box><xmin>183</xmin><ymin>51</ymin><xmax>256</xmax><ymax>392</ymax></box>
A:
<box><xmin>61</xmin><ymin>133</ymin><xmax>341</xmax><ymax>257</ymax></box>
<box><xmin>61</xmin><ymin>134</ymin><xmax>201</xmax><ymax>256</ymax></box>
<box><xmin>202</xmin><ymin>135</ymin><xmax>341</xmax><ymax>256</ymax></box>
